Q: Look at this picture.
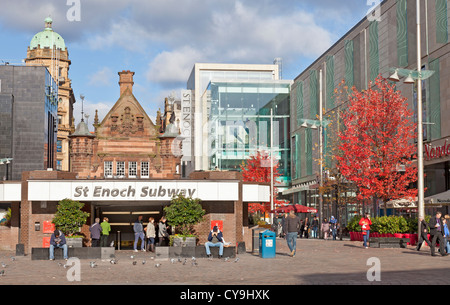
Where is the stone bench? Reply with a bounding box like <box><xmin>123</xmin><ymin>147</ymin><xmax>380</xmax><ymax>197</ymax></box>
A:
<box><xmin>154</xmin><ymin>246</ymin><xmax>236</xmax><ymax>259</ymax></box>
<box><xmin>31</xmin><ymin>247</ymin><xmax>115</xmax><ymax>260</ymax></box>
<box><xmin>369</xmin><ymin>237</ymin><xmax>410</xmax><ymax>248</ymax></box>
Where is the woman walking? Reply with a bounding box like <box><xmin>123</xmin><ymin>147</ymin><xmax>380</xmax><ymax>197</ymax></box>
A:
<box><xmin>359</xmin><ymin>213</ymin><xmax>372</xmax><ymax>249</ymax></box>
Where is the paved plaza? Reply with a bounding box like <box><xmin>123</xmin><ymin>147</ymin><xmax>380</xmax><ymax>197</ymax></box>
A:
<box><xmin>0</xmin><ymin>237</ymin><xmax>448</xmax><ymax>285</ymax></box>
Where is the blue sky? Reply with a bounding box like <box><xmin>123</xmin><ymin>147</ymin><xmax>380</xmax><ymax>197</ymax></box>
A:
<box><xmin>0</xmin><ymin>0</ymin><xmax>371</xmax><ymax>129</ymax></box>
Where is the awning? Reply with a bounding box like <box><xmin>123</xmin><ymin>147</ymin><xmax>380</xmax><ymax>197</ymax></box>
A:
<box><xmin>424</xmin><ymin>189</ymin><xmax>450</xmax><ymax>204</ymax></box>
<box><xmin>379</xmin><ymin>198</ymin><xmax>417</xmax><ymax>209</ymax></box>
<box><xmin>270</xmin><ymin>204</ymin><xmax>318</xmax><ymax>214</ymax></box>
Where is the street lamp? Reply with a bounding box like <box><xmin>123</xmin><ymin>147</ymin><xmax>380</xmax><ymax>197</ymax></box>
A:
<box><xmin>0</xmin><ymin>158</ymin><xmax>13</xmax><ymax>180</ymax></box>
<box><xmin>300</xmin><ymin>118</ymin><xmax>329</xmax><ymax>237</ymax></box>
<box><xmin>388</xmin><ymin>0</ymin><xmax>435</xmax><ymax>237</ymax></box>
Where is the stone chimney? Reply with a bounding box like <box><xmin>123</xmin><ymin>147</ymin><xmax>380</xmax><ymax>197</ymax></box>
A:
<box><xmin>118</xmin><ymin>70</ymin><xmax>135</xmax><ymax>96</ymax></box>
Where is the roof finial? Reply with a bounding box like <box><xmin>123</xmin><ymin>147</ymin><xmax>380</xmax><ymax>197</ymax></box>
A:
<box><xmin>44</xmin><ymin>16</ymin><xmax>53</xmax><ymax>29</ymax></box>
<box><xmin>80</xmin><ymin>94</ymin><xmax>85</xmax><ymax>122</ymax></box>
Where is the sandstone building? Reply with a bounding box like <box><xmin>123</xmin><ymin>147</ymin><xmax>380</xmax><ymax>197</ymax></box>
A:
<box><xmin>69</xmin><ymin>70</ymin><xmax>182</xmax><ymax>179</ymax></box>
<box><xmin>25</xmin><ymin>17</ymin><xmax>76</xmax><ymax>172</ymax></box>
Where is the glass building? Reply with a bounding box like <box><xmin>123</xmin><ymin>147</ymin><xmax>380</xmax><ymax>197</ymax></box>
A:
<box><xmin>204</xmin><ymin>80</ymin><xmax>292</xmax><ymax>188</ymax></box>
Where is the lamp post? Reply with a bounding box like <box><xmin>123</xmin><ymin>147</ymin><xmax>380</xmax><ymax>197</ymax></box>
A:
<box><xmin>270</xmin><ymin>108</ymin><xmax>274</xmax><ymax>225</ymax></box>
<box><xmin>0</xmin><ymin>158</ymin><xmax>13</xmax><ymax>181</ymax></box>
<box><xmin>300</xmin><ymin>117</ymin><xmax>330</xmax><ymax>236</ymax></box>
<box><xmin>388</xmin><ymin>0</ymin><xmax>434</xmax><ymax>236</ymax></box>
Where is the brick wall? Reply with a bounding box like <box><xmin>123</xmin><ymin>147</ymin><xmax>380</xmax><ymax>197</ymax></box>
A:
<box><xmin>0</xmin><ymin>226</ymin><xmax>19</xmax><ymax>250</ymax></box>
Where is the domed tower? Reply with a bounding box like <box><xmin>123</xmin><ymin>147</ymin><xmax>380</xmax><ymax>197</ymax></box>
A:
<box><xmin>25</xmin><ymin>17</ymin><xmax>75</xmax><ymax>172</ymax></box>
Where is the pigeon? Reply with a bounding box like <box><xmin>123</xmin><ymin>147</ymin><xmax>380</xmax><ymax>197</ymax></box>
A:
<box><xmin>177</xmin><ymin>257</ymin><xmax>182</xmax><ymax>263</ymax></box>
<box><xmin>191</xmin><ymin>256</ymin><xmax>196</xmax><ymax>261</ymax></box>
<box><xmin>182</xmin><ymin>258</ymin><xmax>187</xmax><ymax>265</ymax></box>
<box><xmin>142</xmin><ymin>260</ymin><xmax>146</xmax><ymax>265</ymax></box>
<box><xmin>57</xmin><ymin>262</ymin><xmax>63</xmax><ymax>267</ymax></box>
<box><xmin>89</xmin><ymin>261</ymin><xmax>97</xmax><ymax>268</ymax></box>
<box><xmin>110</xmin><ymin>259</ymin><xmax>118</xmax><ymax>264</ymax></box>
<box><xmin>224</xmin><ymin>257</ymin><xmax>230</xmax><ymax>262</ymax></box>
<box><xmin>63</xmin><ymin>264</ymin><xmax>69</xmax><ymax>269</ymax></box>
<box><xmin>10</xmin><ymin>256</ymin><xmax>15</xmax><ymax>261</ymax></box>
<box><xmin>1</xmin><ymin>262</ymin><xmax>7</xmax><ymax>268</ymax></box>
<box><xmin>0</xmin><ymin>270</ymin><xmax>4</xmax><ymax>276</ymax></box>
<box><xmin>234</xmin><ymin>258</ymin><xmax>240</xmax><ymax>263</ymax></box>
<box><xmin>170</xmin><ymin>258</ymin><xmax>175</xmax><ymax>264</ymax></box>
<box><xmin>109</xmin><ymin>241</ymin><xmax>115</xmax><ymax>247</ymax></box>
<box><xmin>130</xmin><ymin>255</ymin><xmax>135</xmax><ymax>259</ymax></box>
<box><xmin>132</xmin><ymin>261</ymin><xmax>137</xmax><ymax>265</ymax></box>
<box><xmin>192</xmin><ymin>261</ymin><xmax>198</xmax><ymax>266</ymax></box>
<box><xmin>154</xmin><ymin>263</ymin><xmax>161</xmax><ymax>268</ymax></box>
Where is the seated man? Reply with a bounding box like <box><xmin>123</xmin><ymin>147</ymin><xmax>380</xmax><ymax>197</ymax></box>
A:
<box><xmin>49</xmin><ymin>229</ymin><xmax>68</xmax><ymax>260</ymax></box>
<box><xmin>205</xmin><ymin>226</ymin><xmax>224</xmax><ymax>259</ymax></box>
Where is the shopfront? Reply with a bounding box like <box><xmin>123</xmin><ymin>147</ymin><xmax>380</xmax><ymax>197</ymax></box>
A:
<box><xmin>424</xmin><ymin>137</ymin><xmax>450</xmax><ymax>215</ymax></box>
<box><xmin>0</xmin><ymin>170</ymin><xmax>270</xmax><ymax>254</ymax></box>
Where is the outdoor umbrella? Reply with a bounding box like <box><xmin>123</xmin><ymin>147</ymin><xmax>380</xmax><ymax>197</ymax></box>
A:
<box><xmin>292</xmin><ymin>204</ymin><xmax>318</xmax><ymax>213</ymax></box>
<box><xmin>270</xmin><ymin>205</ymin><xmax>294</xmax><ymax>214</ymax></box>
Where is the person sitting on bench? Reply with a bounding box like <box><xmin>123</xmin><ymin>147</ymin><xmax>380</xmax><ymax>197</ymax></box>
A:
<box><xmin>49</xmin><ymin>229</ymin><xmax>68</xmax><ymax>260</ymax></box>
<box><xmin>205</xmin><ymin>226</ymin><xmax>224</xmax><ymax>259</ymax></box>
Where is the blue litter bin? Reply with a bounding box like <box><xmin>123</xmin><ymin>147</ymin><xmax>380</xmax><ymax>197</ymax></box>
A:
<box><xmin>259</xmin><ymin>229</ymin><xmax>276</xmax><ymax>258</ymax></box>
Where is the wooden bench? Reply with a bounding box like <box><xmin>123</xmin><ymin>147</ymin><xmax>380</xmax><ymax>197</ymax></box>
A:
<box><xmin>369</xmin><ymin>237</ymin><xmax>410</xmax><ymax>248</ymax></box>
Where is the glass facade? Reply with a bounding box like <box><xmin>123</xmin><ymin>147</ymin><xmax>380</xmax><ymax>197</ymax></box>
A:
<box><xmin>44</xmin><ymin>69</ymin><xmax>58</xmax><ymax>169</ymax></box>
<box><xmin>205</xmin><ymin>81</ymin><xmax>291</xmax><ymax>187</ymax></box>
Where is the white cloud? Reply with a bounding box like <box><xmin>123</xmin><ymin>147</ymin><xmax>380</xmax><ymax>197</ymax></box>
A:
<box><xmin>88</xmin><ymin>67</ymin><xmax>113</xmax><ymax>86</ymax></box>
<box><xmin>73</xmin><ymin>100</ymin><xmax>113</xmax><ymax>131</ymax></box>
<box><xmin>146</xmin><ymin>46</ymin><xmax>203</xmax><ymax>84</ymax></box>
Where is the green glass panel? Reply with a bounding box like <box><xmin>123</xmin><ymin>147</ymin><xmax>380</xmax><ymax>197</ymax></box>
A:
<box><xmin>429</xmin><ymin>58</ymin><xmax>441</xmax><ymax>140</ymax></box>
<box><xmin>326</xmin><ymin>55</ymin><xmax>335</xmax><ymax>110</ymax></box>
<box><xmin>306</xmin><ymin>128</ymin><xmax>312</xmax><ymax>176</ymax></box>
<box><xmin>344</xmin><ymin>40</ymin><xmax>354</xmax><ymax>88</ymax></box>
<box><xmin>369</xmin><ymin>21</ymin><xmax>379</xmax><ymax>81</ymax></box>
<box><xmin>436</xmin><ymin>0</ymin><xmax>448</xmax><ymax>44</ymax></box>
<box><xmin>296</xmin><ymin>82</ymin><xmax>304</xmax><ymax>127</ymax></box>
<box><xmin>396</xmin><ymin>0</ymin><xmax>408</xmax><ymax>67</ymax></box>
<box><xmin>309</xmin><ymin>70</ymin><xmax>318</xmax><ymax>120</ymax></box>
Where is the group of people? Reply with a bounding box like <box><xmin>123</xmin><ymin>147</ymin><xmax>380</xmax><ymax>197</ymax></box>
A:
<box><xmin>358</xmin><ymin>211</ymin><xmax>450</xmax><ymax>256</ymax></box>
<box><xmin>416</xmin><ymin>211</ymin><xmax>450</xmax><ymax>256</ymax></box>
<box><xmin>132</xmin><ymin>215</ymin><xmax>170</xmax><ymax>252</ymax></box>
<box><xmin>49</xmin><ymin>217</ymin><xmax>112</xmax><ymax>260</ymax></box>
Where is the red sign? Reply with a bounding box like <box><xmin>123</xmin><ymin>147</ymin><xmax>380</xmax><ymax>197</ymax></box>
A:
<box><xmin>43</xmin><ymin>221</ymin><xmax>55</xmax><ymax>234</ymax></box>
<box><xmin>42</xmin><ymin>237</ymin><xmax>51</xmax><ymax>248</ymax></box>
<box><xmin>210</xmin><ymin>220</ymin><xmax>223</xmax><ymax>231</ymax></box>
<box><xmin>425</xmin><ymin>140</ymin><xmax>450</xmax><ymax>161</ymax></box>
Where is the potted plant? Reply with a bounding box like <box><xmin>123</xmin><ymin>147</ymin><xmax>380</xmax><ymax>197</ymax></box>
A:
<box><xmin>164</xmin><ymin>194</ymin><xmax>205</xmax><ymax>247</ymax></box>
<box><xmin>52</xmin><ymin>198</ymin><xmax>90</xmax><ymax>247</ymax></box>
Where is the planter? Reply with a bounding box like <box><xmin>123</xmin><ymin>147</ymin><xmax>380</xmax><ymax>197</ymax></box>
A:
<box><xmin>404</xmin><ymin>233</ymin><xmax>418</xmax><ymax>246</ymax></box>
<box><xmin>172</xmin><ymin>237</ymin><xmax>196</xmax><ymax>247</ymax></box>
<box><xmin>66</xmin><ymin>237</ymin><xmax>83</xmax><ymax>248</ymax></box>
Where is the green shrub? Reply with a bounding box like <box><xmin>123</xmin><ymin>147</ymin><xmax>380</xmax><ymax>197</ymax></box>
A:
<box><xmin>346</xmin><ymin>215</ymin><xmax>431</xmax><ymax>234</ymax></box>
<box><xmin>52</xmin><ymin>198</ymin><xmax>90</xmax><ymax>236</ymax></box>
<box><xmin>164</xmin><ymin>194</ymin><xmax>205</xmax><ymax>236</ymax></box>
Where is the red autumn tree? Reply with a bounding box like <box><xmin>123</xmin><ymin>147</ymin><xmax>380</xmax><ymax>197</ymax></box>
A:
<box><xmin>240</xmin><ymin>150</ymin><xmax>286</xmax><ymax>214</ymax></box>
<box><xmin>336</xmin><ymin>75</ymin><xmax>418</xmax><ymax>205</ymax></box>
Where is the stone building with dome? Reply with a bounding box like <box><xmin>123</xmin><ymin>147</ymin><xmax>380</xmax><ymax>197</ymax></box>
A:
<box><xmin>69</xmin><ymin>70</ymin><xmax>183</xmax><ymax>180</ymax></box>
<box><xmin>25</xmin><ymin>17</ymin><xmax>76</xmax><ymax>173</ymax></box>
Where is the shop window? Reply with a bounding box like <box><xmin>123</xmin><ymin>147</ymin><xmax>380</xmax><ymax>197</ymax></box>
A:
<box><xmin>104</xmin><ymin>161</ymin><xmax>113</xmax><ymax>178</ymax></box>
<box><xmin>141</xmin><ymin>162</ymin><xmax>149</xmax><ymax>178</ymax></box>
<box><xmin>129</xmin><ymin>161</ymin><xmax>137</xmax><ymax>178</ymax></box>
<box><xmin>116</xmin><ymin>161</ymin><xmax>125</xmax><ymax>177</ymax></box>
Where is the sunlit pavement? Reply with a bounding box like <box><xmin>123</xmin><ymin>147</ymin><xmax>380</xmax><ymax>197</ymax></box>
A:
<box><xmin>0</xmin><ymin>238</ymin><xmax>446</xmax><ymax>285</ymax></box>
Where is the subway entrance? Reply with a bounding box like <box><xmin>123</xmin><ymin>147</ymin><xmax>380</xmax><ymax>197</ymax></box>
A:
<box><xmin>91</xmin><ymin>201</ymin><xmax>170</xmax><ymax>250</ymax></box>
